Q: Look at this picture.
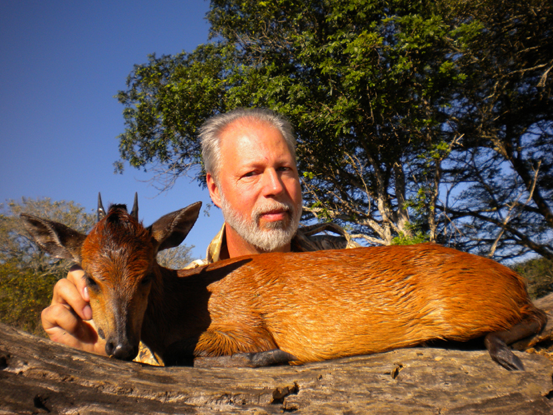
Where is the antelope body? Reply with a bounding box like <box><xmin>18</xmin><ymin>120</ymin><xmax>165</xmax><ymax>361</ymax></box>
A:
<box><xmin>22</xmin><ymin>198</ymin><xmax>547</xmax><ymax>370</ymax></box>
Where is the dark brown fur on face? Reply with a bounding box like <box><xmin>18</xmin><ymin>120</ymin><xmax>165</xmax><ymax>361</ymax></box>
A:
<box><xmin>22</xmin><ymin>201</ymin><xmax>547</xmax><ymax>370</ymax></box>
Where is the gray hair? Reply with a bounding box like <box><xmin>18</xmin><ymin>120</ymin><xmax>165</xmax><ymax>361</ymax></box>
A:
<box><xmin>199</xmin><ymin>108</ymin><xmax>296</xmax><ymax>181</ymax></box>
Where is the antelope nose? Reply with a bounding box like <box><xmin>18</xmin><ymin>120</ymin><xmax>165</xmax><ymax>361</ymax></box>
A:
<box><xmin>105</xmin><ymin>340</ymin><xmax>137</xmax><ymax>361</ymax></box>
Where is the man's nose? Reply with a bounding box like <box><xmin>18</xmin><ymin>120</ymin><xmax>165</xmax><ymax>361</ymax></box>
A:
<box><xmin>262</xmin><ymin>169</ymin><xmax>285</xmax><ymax>196</ymax></box>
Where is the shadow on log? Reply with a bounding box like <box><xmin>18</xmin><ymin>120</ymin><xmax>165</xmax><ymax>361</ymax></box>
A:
<box><xmin>2</xmin><ymin>294</ymin><xmax>553</xmax><ymax>414</ymax></box>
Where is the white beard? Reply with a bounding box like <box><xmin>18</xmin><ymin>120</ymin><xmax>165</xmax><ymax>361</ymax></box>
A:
<box><xmin>220</xmin><ymin>194</ymin><xmax>302</xmax><ymax>252</ymax></box>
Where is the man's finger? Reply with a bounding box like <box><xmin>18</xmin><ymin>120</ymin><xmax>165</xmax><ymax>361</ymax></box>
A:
<box><xmin>51</xmin><ymin>278</ymin><xmax>92</xmax><ymax>321</ymax></box>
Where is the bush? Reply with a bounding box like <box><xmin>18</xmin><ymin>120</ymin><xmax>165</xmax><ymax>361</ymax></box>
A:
<box><xmin>0</xmin><ymin>196</ymin><xmax>195</xmax><ymax>335</ymax></box>
<box><xmin>0</xmin><ymin>197</ymin><xmax>95</xmax><ymax>336</ymax></box>
<box><xmin>0</xmin><ymin>261</ymin><xmax>60</xmax><ymax>336</ymax></box>
<box><xmin>512</xmin><ymin>257</ymin><xmax>553</xmax><ymax>300</ymax></box>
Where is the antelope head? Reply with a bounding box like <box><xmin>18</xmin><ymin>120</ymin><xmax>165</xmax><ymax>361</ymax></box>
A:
<box><xmin>21</xmin><ymin>193</ymin><xmax>201</xmax><ymax>360</ymax></box>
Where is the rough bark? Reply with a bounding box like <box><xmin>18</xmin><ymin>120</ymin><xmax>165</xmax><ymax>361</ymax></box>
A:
<box><xmin>1</xmin><ymin>294</ymin><xmax>553</xmax><ymax>414</ymax></box>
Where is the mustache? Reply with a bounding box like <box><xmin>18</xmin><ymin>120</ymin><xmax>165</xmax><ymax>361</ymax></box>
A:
<box><xmin>252</xmin><ymin>200</ymin><xmax>293</xmax><ymax>221</ymax></box>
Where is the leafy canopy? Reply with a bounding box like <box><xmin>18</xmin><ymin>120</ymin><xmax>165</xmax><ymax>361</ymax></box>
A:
<box><xmin>115</xmin><ymin>0</ymin><xmax>552</xmax><ymax>261</ymax></box>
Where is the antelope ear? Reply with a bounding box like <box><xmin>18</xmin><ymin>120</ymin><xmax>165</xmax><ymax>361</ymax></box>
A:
<box><xmin>20</xmin><ymin>214</ymin><xmax>86</xmax><ymax>263</ymax></box>
<box><xmin>148</xmin><ymin>201</ymin><xmax>202</xmax><ymax>252</ymax></box>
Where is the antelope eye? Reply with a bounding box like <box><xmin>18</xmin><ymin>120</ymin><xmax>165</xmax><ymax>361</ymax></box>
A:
<box><xmin>141</xmin><ymin>274</ymin><xmax>153</xmax><ymax>286</ymax></box>
<box><xmin>85</xmin><ymin>275</ymin><xmax>99</xmax><ymax>290</ymax></box>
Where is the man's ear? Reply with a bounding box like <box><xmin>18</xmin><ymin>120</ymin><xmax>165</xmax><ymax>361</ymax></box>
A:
<box><xmin>20</xmin><ymin>214</ymin><xmax>86</xmax><ymax>263</ymax></box>
<box><xmin>206</xmin><ymin>173</ymin><xmax>222</xmax><ymax>208</ymax></box>
<box><xmin>148</xmin><ymin>202</ymin><xmax>202</xmax><ymax>252</ymax></box>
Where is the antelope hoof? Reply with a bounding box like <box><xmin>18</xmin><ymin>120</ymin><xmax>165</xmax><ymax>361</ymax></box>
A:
<box><xmin>490</xmin><ymin>348</ymin><xmax>525</xmax><ymax>371</ymax></box>
<box><xmin>485</xmin><ymin>336</ymin><xmax>525</xmax><ymax>371</ymax></box>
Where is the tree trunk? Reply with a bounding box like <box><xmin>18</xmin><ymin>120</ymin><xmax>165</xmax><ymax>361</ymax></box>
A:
<box><xmin>2</xmin><ymin>294</ymin><xmax>553</xmax><ymax>414</ymax></box>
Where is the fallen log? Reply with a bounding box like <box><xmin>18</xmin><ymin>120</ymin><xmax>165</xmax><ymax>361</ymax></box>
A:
<box><xmin>1</xmin><ymin>293</ymin><xmax>553</xmax><ymax>414</ymax></box>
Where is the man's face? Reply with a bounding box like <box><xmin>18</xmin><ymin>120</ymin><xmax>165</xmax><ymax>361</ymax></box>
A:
<box><xmin>208</xmin><ymin>119</ymin><xmax>303</xmax><ymax>252</ymax></box>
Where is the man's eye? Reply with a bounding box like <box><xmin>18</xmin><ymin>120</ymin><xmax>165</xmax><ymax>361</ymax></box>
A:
<box><xmin>243</xmin><ymin>171</ymin><xmax>258</xmax><ymax>177</ymax></box>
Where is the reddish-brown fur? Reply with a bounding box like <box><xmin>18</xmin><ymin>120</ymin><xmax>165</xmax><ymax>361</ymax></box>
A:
<box><xmin>177</xmin><ymin>245</ymin><xmax>545</xmax><ymax>365</ymax></box>
<box><xmin>80</xmin><ymin>208</ymin><xmax>156</xmax><ymax>357</ymax></box>
<box><xmin>22</xmin><ymin>202</ymin><xmax>547</xmax><ymax>369</ymax></box>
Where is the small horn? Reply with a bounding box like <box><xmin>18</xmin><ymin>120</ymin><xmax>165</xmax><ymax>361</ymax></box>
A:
<box><xmin>97</xmin><ymin>193</ymin><xmax>106</xmax><ymax>221</ymax></box>
<box><xmin>130</xmin><ymin>192</ymin><xmax>138</xmax><ymax>220</ymax></box>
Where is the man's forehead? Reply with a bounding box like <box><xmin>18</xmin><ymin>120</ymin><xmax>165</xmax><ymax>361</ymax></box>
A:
<box><xmin>220</xmin><ymin>120</ymin><xmax>288</xmax><ymax>150</ymax></box>
<box><xmin>222</xmin><ymin>117</ymin><xmax>277</xmax><ymax>136</ymax></box>
<box><xmin>216</xmin><ymin>117</ymin><xmax>296</xmax><ymax>169</ymax></box>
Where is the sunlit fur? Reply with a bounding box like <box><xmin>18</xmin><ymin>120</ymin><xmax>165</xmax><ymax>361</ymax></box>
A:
<box><xmin>77</xmin><ymin>207</ymin><xmax>545</xmax><ymax>365</ymax></box>
<box><xmin>81</xmin><ymin>205</ymin><xmax>155</xmax><ymax>359</ymax></box>
<box><xmin>186</xmin><ymin>245</ymin><xmax>546</xmax><ymax>364</ymax></box>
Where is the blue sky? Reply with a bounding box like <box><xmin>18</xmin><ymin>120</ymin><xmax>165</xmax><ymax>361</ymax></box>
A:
<box><xmin>0</xmin><ymin>0</ymin><xmax>225</xmax><ymax>259</ymax></box>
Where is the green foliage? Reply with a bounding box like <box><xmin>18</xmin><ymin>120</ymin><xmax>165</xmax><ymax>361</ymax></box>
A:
<box><xmin>116</xmin><ymin>0</ymin><xmax>464</xmax><ymax>243</ymax></box>
<box><xmin>0</xmin><ymin>197</ymin><xmax>95</xmax><ymax>274</ymax></box>
<box><xmin>0</xmin><ymin>198</ymin><xmax>96</xmax><ymax>335</ymax></box>
<box><xmin>115</xmin><ymin>0</ymin><xmax>553</xmax><ymax>261</ymax></box>
<box><xmin>0</xmin><ymin>261</ymin><xmax>59</xmax><ymax>336</ymax></box>
<box><xmin>0</xmin><ymin>197</ymin><xmax>196</xmax><ymax>335</ymax></box>
<box><xmin>512</xmin><ymin>257</ymin><xmax>553</xmax><ymax>300</ymax></box>
<box><xmin>391</xmin><ymin>231</ymin><xmax>430</xmax><ymax>246</ymax></box>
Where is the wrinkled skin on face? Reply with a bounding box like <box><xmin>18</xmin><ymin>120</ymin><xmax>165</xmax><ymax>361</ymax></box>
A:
<box><xmin>206</xmin><ymin>119</ymin><xmax>303</xmax><ymax>256</ymax></box>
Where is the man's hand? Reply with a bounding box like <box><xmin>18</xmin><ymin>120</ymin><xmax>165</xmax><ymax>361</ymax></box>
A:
<box><xmin>41</xmin><ymin>265</ymin><xmax>107</xmax><ymax>356</ymax></box>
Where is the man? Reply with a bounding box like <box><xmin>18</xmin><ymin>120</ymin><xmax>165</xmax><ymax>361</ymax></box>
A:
<box><xmin>41</xmin><ymin>108</ymin><xmax>357</xmax><ymax>359</ymax></box>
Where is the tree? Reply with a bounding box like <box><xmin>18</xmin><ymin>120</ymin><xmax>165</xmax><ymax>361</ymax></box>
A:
<box><xmin>116</xmin><ymin>0</ymin><xmax>463</xmax><ymax>241</ymax></box>
<box><xmin>0</xmin><ymin>198</ymin><xmax>95</xmax><ymax>277</ymax></box>
<box><xmin>438</xmin><ymin>0</ymin><xmax>553</xmax><ymax>261</ymax></box>
<box><xmin>0</xmin><ymin>198</ymin><xmax>96</xmax><ymax>335</ymax></box>
<box><xmin>513</xmin><ymin>257</ymin><xmax>553</xmax><ymax>300</ymax></box>
<box><xmin>0</xmin><ymin>197</ymin><xmax>195</xmax><ymax>335</ymax></box>
<box><xmin>115</xmin><ymin>0</ymin><xmax>552</xmax><ymax>261</ymax></box>
<box><xmin>157</xmin><ymin>245</ymin><xmax>195</xmax><ymax>269</ymax></box>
